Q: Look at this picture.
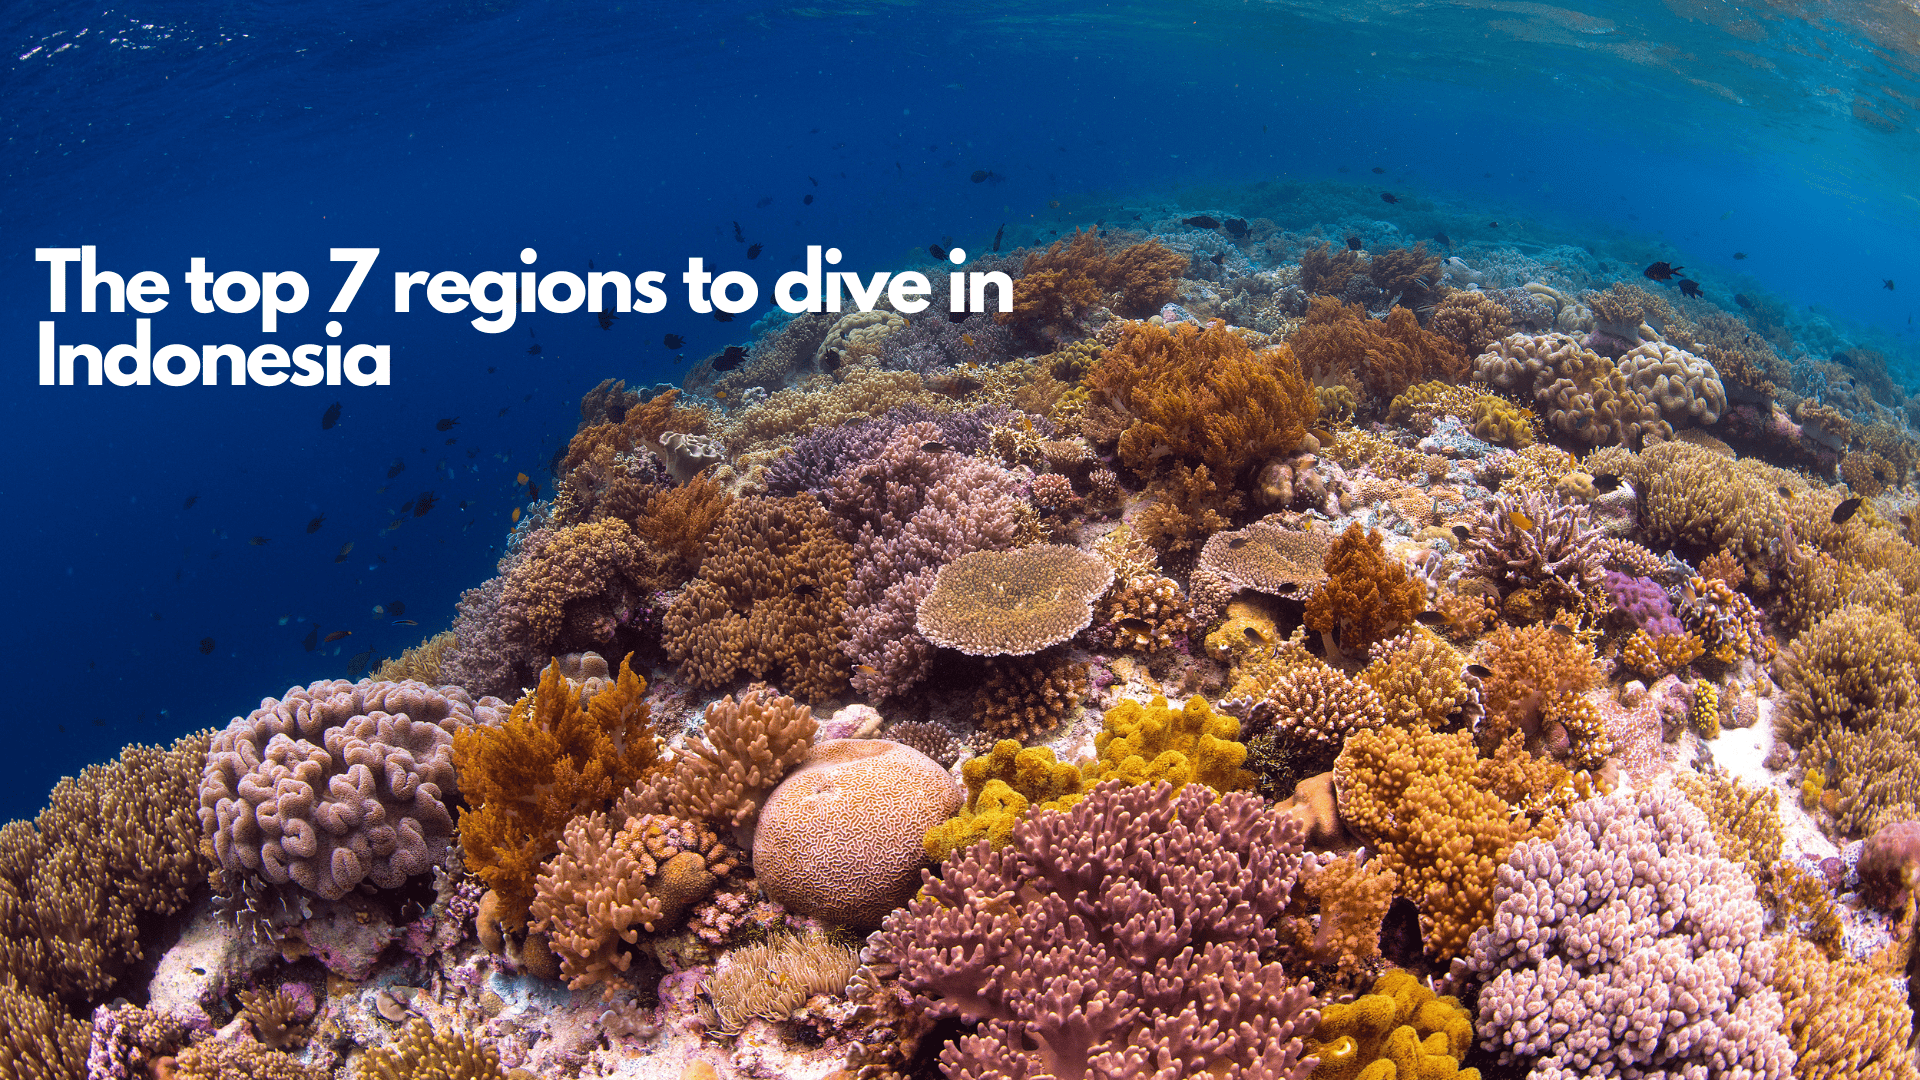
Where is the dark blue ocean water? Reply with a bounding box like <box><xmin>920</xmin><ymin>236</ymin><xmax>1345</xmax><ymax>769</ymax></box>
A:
<box><xmin>3</xmin><ymin>0</ymin><xmax>1916</xmax><ymax>821</ymax></box>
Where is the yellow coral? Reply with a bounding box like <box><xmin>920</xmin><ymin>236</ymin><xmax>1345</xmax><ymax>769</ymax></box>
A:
<box><xmin>1468</xmin><ymin>395</ymin><xmax>1534</xmax><ymax>448</ymax></box>
<box><xmin>1690</xmin><ymin>681</ymin><xmax>1721</xmax><ymax>739</ymax></box>
<box><xmin>1305</xmin><ymin>970</ymin><xmax>1480</xmax><ymax>1080</ymax></box>
<box><xmin>1090</xmin><ymin>695</ymin><xmax>1255</xmax><ymax>793</ymax></box>
<box><xmin>1622</xmin><ymin>628</ymin><xmax>1705</xmax><ymax>679</ymax></box>
<box><xmin>923</xmin><ymin>740</ymin><xmax>1089</xmax><ymax>863</ymax></box>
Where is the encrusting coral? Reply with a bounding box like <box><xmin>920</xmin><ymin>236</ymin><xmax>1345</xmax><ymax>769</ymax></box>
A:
<box><xmin>453</xmin><ymin>657</ymin><xmax>660</xmax><ymax>929</ymax></box>
<box><xmin>662</xmin><ymin>492</ymin><xmax>854</xmax><ymax>703</ymax></box>
<box><xmin>877</xmin><ymin>780</ymin><xmax>1320</xmax><ymax>1080</ymax></box>
<box><xmin>1304</xmin><ymin>526</ymin><xmax>1425</xmax><ymax>655</ymax></box>
<box><xmin>914</xmin><ymin>544</ymin><xmax>1114</xmax><ymax>656</ymax></box>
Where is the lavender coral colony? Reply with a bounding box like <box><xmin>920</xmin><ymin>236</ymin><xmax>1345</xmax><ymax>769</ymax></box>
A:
<box><xmin>9</xmin><ymin>216</ymin><xmax>1920</xmax><ymax>1080</ymax></box>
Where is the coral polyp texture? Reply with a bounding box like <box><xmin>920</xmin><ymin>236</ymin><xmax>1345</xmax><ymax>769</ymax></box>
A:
<box><xmin>875</xmin><ymin>780</ymin><xmax>1319</xmax><ymax>1080</ymax></box>
<box><xmin>200</xmin><ymin>680</ymin><xmax>507</xmax><ymax>901</ymax></box>
<box><xmin>914</xmin><ymin>543</ymin><xmax>1114</xmax><ymax>655</ymax></box>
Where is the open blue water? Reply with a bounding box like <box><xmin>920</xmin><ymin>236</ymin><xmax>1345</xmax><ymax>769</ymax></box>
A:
<box><xmin>3</xmin><ymin>0</ymin><xmax>1916</xmax><ymax>821</ymax></box>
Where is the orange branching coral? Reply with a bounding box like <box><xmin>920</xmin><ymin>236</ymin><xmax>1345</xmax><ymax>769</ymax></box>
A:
<box><xmin>1134</xmin><ymin>463</ymin><xmax>1238</xmax><ymax>554</ymax></box>
<box><xmin>453</xmin><ymin>655</ymin><xmax>663</xmax><ymax>929</ymax></box>
<box><xmin>499</xmin><ymin>518</ymin><xmax>666</xmax><ymax>661</ymax></box>
<box><xmin>629</xmin><ymin>473</ymin><xmax>732</xmax><ymax>582</ymax></box>
<box><xmin>1276</xmin><ymin>854</ymin><xmax>1398</xmax><ymax>993</ymax></box>
<box><xmin>1621</xmin><ymin>628</ymin><xmax>1705</xmax><ymax>679</ymax></box>
<box><xmin>1289</xmin><ymin>297</ymin><xmax>1470</xmax><ymax>404</ymax></box>
<box><xmin>1367</xmin><ymin>243</ymin><xmax>1445</xmax><ymax>305</ymax></box>
<box><xmin>1086</xmin><ymin>318</ymin><xmax>1318</xmax><ymax>489</ymax></box>
<box><xmin>1304</xmin><ymin>527</ymin><xmax>1425</xmax><ymax>655</ymax></box>
<box><xmin>1429</xmin><ymin>289</ymin><xmax>1515</xmax><ymax>355</ymax></box>
<box><xmin>996</xmin><ymin>229</ymin><xmax>1186</xmax><ymax>334</ymax></box>
<box><xmin>1475</xmin><ymin>622</ymin><xmax>1601</xmax><ymax>757</ymax></box>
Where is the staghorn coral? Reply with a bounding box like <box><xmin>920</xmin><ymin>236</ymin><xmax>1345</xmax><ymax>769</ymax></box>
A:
<box><xmin>830</xmin><ymin>423</ymin><xmax>1024</xmax><ymax>700</ymax></box>
<box><xmin>922</xmin><ymin>740</ymin><xmax>1090</xmax><ymax>863</ymax></box>
<box><xmin>1303</xmin><ymin>526</ymin><xmax>1425</xmax><ymax>655</ymax></box>
<box><xmin>1289</xmin><ymin>297</ymin><xmax>1470</xmax><ymax>403</ymax></box>
<box><xmin>1460</xmin><ymin>492</ymin><xmax>1603</xmax><ymax>602</ymax></box>
<box><xmin>1086</xmin><ymin>317</ymin><xmax>1317</xmax><ymax>490</ymax></box>
<box><xmin>701</xmin><ymin>928</ymin><xmax>862</xmax><ymax>1035</ymax></box>
<box><xmin>997</xmin><ymin>229</ymin><xmax>1186</xmax><ymax>335</ymax></box>
<box><xmin>914</xmin><ymin>544</ymin><xmax>1114</xmax><ymax>656</ymax></box>
<box><xmin>359</xmin><ymin>1018</ymin><xmax>524</xmax><ymax>1080</ymax></box>
<box><xmin>1616</xmin><ymin>340</ymin><xmax>1727</xmax><ymax>427</ymax></box>
<box><xmin>662</xmin><ymin>493</ymin><xmax>853</xmax><ymax>703</ymax></box>
<box><xmin>1302</xmin><ymin>970</ymin><xmax>1479</xmax><ymax>1080</ymax></box>
<box><xmin>1473</xmin><ymin>332</ymin><xmax>1671</xmax><ymax>448</ymax></box>
<box><xmin>1334</xmin><ymin>725</ymin><xmax>1554</xmax><ymax>962</ymax></box>
<box><xmin>617</xmin><ymin>687</ymin><xmax>816</xmax><ymax>841</ymax></box>
<box><xmin>452</xmin><ymin>657</ymin><xmax>659</xmax><ymax>929</ymax></box>
<box><xmin>973</xmin><ymin>652</ymin><xmax>1091</xmax><ymax>743</ymax></box>
<box><xmin>202</xmin><ymin>681</ymin><xmax>503</xmax><ymax>902</ymax></box>
<box><xmin>1464</xmin><ymin>785</ymin><xmax>1794</xmax><ymax>1080</ymax></box>
<box><xmin>876</xmin><ymin>780</ymin><xmax>1320</xmax><ymax>1080</ymax></box>
<box><xmin>530</xmin><ymin>810</ymin><xmax>738</xmax><ymax>994</ymax></box>
<box><xmin>1773</xmin><ymin>935</ymin><xmax>1918</xmax><ymax>1080</ymax></box>
<box><xmin>753</xmin><ymin>739</ymin><xmax>961</xmax><ymax>927</ymax></box>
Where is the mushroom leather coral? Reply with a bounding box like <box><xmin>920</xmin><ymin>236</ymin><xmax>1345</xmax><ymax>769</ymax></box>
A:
<box><xmin>1304</xmin><ymin>527</ymin><xmax>1425</xmax><ymax>654</ymax></box>
<box><xmin>1086</xmin><ymin>318</ymin><xmax>1317</xmax><ymax>489</ymax></box>
<box><xmin>453</xmin><ymin>655</ymin><xmax>662</xmax><ymax>930</ymax></box>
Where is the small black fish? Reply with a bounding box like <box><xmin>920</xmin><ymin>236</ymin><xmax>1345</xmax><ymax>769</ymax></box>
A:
<box><xmin>747</xmin><ymin>243</ymin><xmax>762</xmax><ymax>259</ymax></box>
<box><xmin>435</xmin><ymin>417</ymin><xmax>459</xmax><ymax>432</ymax></box>
<box><xmin>1345</xmin><ymin>236</ymin><xmax>1363</xmax><ymax>251</ymax></box>
<box><xmin>249</xmin><ymin>536</ymin><xmax>270</xmax><ymax>546</ymax></box>
<box><xmin>1380</xmin><ymin>192</ymin><xmax>1398</xmax><ymax>204</ymax></box>
<box><xmin>1451</xmin><ymin>525</ymin><xmax>1471</xmax><ymax>541</ymax></box>
<box><xmin>713</xmin><ymin>310</ymin><xmax>734</xmax><ymax>322</ymax></box>
<box><xmin>732</xmin><ymin>221</ymin><xmax>744</xmax><ymax>242</ymax></box>
<box><xmin>664</xmin><ymin>334</ymin><xmax>686</xmax><ymax>349</ymax></box>
<box><xmin>921</xmin><ymin>441</ymin><xmax>947</xmax><ymax>453</ymax></box>
<box><xmin>1550</xmin><ymin>623</ymin><xmax>1575</xmax><ymax>637</ymax></box>
<box><xmin>713</xmin><ymin>345</ymin><xmax>748</xmax><ymax>372</ymax></box>
<box><xmin>527</xmin><ymin>481</ymin><xmax>540</xmax><ymax>500</ymax></box>
<box><xmin>1733</xmin><ymin>252</ymin><xmax>1747</xmax><ymax>260</ymax></box>
<box><xmin>1678</xmin><ymin>279</ymin><xmax>1703</xmax><ymax>298</ymax></box>
<box><xmin>199</xmin><ymin>637</ymin><xmax>215</xmax><ymax>655</ymax></box>
<box><xmin>1433</xmin><ymin>231</ymin><xmax>1452</xmax><ymax>247</ymax></box>
<box><xmin>1228</xmin><ymin>537</ymin><xmax>1251</xmax><ymax>550</ymax></box>
<box><xmin>1831</xmin><ymin>497</ymin><xmax>1863</xmax><ymax>524</ymax></box>
<box><xmin>497</xmin><ymin>407</ymin><xmax>509</xmax><ymax>418</ymax></box>
<box><xmin>348</xmin><ymin>649</ymin><xmax>373</xmax><ymax>679</ymax></box>
<box><xmin>414</xmin><ymin>492</ymin><xmax>438</xmax><ymax>517</ymax></box>
<box><xmin>388</xmin><ymin>601</ymin><xmax>406</xmax><ymax>616</ymax></box>
<box><xmin>808</xmin><ymin>175</ymin><xmax>819</xmax><ymax>185</ymax></box>
<box><xmin>1884</xmin><ymin>279</ymin><xmax>1895</xmax><ymax>291</ymax></box>
<box><xmin>1644</xmin><ymin>261</ymin><xmax>1684</xmax><ymax>282</ymax></box>
<box><xmin>1210</xmin><ymin>253</ymin><xmax>1225</xmax><ymax>265</ymax></box>
<box><xmin>1272</xmin><ymin>582</ymin><xmax>1299</xmax><ymax>594</ymax></box>
<box><xmin>528</xmin><ymin>343</ymin><xmax>542</xmax><ymax>355</ymax></box>
<box><xmin>992</xmin><ymin>224</ymin><xmax>1005</xmax><ymax>251</ymax></box>
<box><xmin>1778</xmin><ymin>485</ymin><xmax>1793</xmax><ymax>499</ymax></box>
<box><xmin>929</xmin><ymin>243</ymin><xmax>947</xmax><ymax>260</ymax></box>
<box><xmin>1372</xmin><ymin>166</ymin><xmax>1387</xmax><ymax>174</ymax></box>
<box><xmin>1223</xmin><ymin>218</ymin><xmax>1249</xmax><ymax>239</ymax></box>
<box><xmin>803</xmin><ymin>194</ymin><xmax>814</xmax><ymax>205</ymax></box>
<box><xmin>1243</xmin><ymin>625</ymin><xmax>1264</xmax><ymax>642</ymax></box>
<box><xmin>1414</xmin><ymin>611</ymin><xmax>1446</xmax><ymax>626</ymax></box>
<box><xmin>756</xmin><ymin>196</ymin><xmax>774</xmax><ymax>208</ymax></box>
<box><xmin>183</xmin><ymin>494</ymin><xmax>198</xmax><ymax>510</ymax></box>
<box><xmin>970</xmin><ymin>169</ymin><xmax>990</xmax><ymax>183</ymax></box>
<box><xmin>303</xmin><ymin>627</ymin><xmax>318</xmax><ymax>651</ymax></box>
<box><xmin>488</xmin><ymin>366</ymin><xmax>497</xmax><ymax>372</ymax></box>
<box><xmin>946</xmin><ymin>311</ymin><xmax>969</xmax><ymax>324</ymax></box>
<box><xmin>1591</xmin><ymin>473</ymin><xmax>1622</xmax><ymax>493</ymax></box>
<box><xmin>1181</xmin><ymin>215</ymin><xmax>1221</xmax><ymax>229</ymax></box>
<box><xmin>387</xmin><ymin>460</ymin><xmax>406</xmax><ymax>479</ymax></box>
<box><xmin>1487</xmin><ymin>221</ymin><xmax>1499</xmax><ymax>228</ymax></box>
<box><xmin>1466</xmin><ymin>663</ymin><xmax>1493</xmax><ymax>678</ymax></box>
<box><xmin>597</xmin><ymin>309</ymin><xmax>617</xmax><ymax>330</ymax></box>
<box><xmin>399</xmin><ymin>500</ymin><xmax>415</xmax><ymax>515</ymax></box>
<box><xmin>321</xmin><ymin>402</ymin><xmax>342</xmax><ymax>430</ymax></box>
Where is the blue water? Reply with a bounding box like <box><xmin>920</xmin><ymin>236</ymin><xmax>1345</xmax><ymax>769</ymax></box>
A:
<box><xmin>3</xmin><ymin>0</ymin><xmax>1917</xmax><ymax>821</ymax></box>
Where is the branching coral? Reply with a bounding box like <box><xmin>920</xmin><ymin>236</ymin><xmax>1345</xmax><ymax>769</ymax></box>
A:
<box><xmin>617</xmin><ymin>688</ymin><xmax>816</xmax><ymax>840</ymax></box>
<box><xmin>1359</xmin><ymin>630</ymin><xmax>1478</xmax><ymax>731</ymax></box>
<box><xmin>1473</xmin><ymin>332</ymin><xmax>1671</xmax><ymax>447</ymax></box>
<box><xmin>1299</xmin><ymin>241</ymin><xmax>1365</xmax><ymax>296</ymax></box>
<box><xmin>1430</xmin><ymin>289</ymin><xmax>1515</xmax><ymax>355</ymax></box>
<box><xmin>1223</xmin><ymin>663</ymin><xmax>1386</xmax><ymax>757</ymax></box>
<box><xmin>1092</xmin><ymin>572</ymin><xmax>1191</xmax><ymax>652</ymax></box>
<box><xmin>1303</xmin><ymin>526</ymin><xmax>1425</xmax><ymax>655</ymax></box>
<box><xmin>973</xmin><ymin>652</ymin><xmax>1091</xmax><ymax>742</ymax></box>
<box><xmin>1634</xmin><ymin>439</ymin><xmax>1792</xmax><ymax>577</ymax></box>
<box><xmin>202</xmin><ymin>681</ymin><xmax>503</xmax><ymax>902</ymax></box>
<box><xmin>876</xmin><ymin>781</ymin><xmax>1319</xmax><ymax>1080</ymax></box>
<box><xmin>996</xmin><ymin>229</ymin><xmax>1186</xmax><ymax>335</ymax></box>
<box><xmin>1773</xmin><ymin>936</ymin><xmax>1918</xmax><ymax>1080</ymax></box>
<box><xmin>914</xmin><ymin>544</ymin><xmax>1114</xmax><ymax>656</ymax></box>
<box><xmin>1465</xmin><ymin>785</ymin><xmax>1794</xmax><ymax>1080</ymax></box>
<box><xmin>1474</xmin><ymin>622</ymin><xmax>1601</xmax><ymax>760</ymax></box>
<box><xmin>1676</xmin><ymin>574</ymin><xmax>1772</xmax><ymax>664</ymax></box>
<box><xmin>662</xmin><ymin>493</ymin><xmax>853</xmax><ymax>703</ymax></box>
<box><xmin>628</xmin><ymin>473</ymin><xmax>731</xmax><ymax>582</ymax></box>
<box><xmin>453</xmin><ymin>657</ymin><xmax>660</xmax><ymax>929</ymax></box>
<box><xmin>1289</xmin><ymin>297</ymin><xmax>1469</xmax><ymax>403</ymax></box>
<box><xmin>1460</xmin><ymin>492</ymin><xmax>1603</xmax><ymax>603</ymax></box>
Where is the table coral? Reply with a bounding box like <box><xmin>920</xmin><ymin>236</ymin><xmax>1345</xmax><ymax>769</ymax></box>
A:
<box><xmin>876</xmin><ymin>780</ymin><xmax>1320</xmax><ymax>1080</ymax></box>
<box><xmin>662</xmin><ymin>492</ymin><xmax>853</xmax><ymax>703</ymax></box>
<box><xmin>1464</xmin><ymin>785</ymin><xmax>1794</xmax><ymax>1080</ymax></box>
<box><xmin>1302</xmin><ymin>969</ymin><xmax>1479</xmax><ymax>1080</ymax></box>
<box><xmin>202</xmin><ymin>681</ymin><xmax>505</xmax><ymax>903</ymax></box>
<box><xmin>453</xmin><ymin>658</ymin><xmax>659</xmax><ymax>929</ymax></box>
<box><xmin>1198</xmin><ymin>520</ymin><xmax>1334</xmax><ymax>602</ymax></box>
<box><xmin>1304</xmin><ymin>526</ymin><xmax>1425</xmax><ymax>655</ymax></box>
<box><xmin>914</xmin><ymin>544</ymin><xmax>1113</xmax><ymax>656</ymax></box>
<box><xmin>753</xmin><ymin>739</ymin><xmax>961</xmax><ymax>928</ymax></box>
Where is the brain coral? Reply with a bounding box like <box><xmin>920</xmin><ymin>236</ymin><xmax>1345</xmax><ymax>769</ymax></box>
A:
<box><xmin>753</xmin><ymin>739</ymin><xmax>961</xmax><ymax>928</ymax></box>
<box><xmin>915</xmin><ymin>544</ymin><xmax>1114</xmax><ymax>656</ymax></box>
<box><xmin>201</xmin><ymin>680</ymin><xmax>508</xmax><ymax>901</ymax></box>
<box><xmin>1615</xmin><ymin>341</ymin><xmax>1726</xmax><ymax>426</ymax></box>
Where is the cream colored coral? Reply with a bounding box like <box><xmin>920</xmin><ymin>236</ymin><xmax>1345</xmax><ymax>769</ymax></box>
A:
<box><xmin>700</xmin><ymin>929</ymin><xmax>860</xmax><ymax>1035</ymax></box>
<box><xmin>1616</xmin><ymin>341</ymin><xmax>1726</xmax><ymax>426</ymax></box>
<box><xmin>915</xmin><ymin>544</ymin><xmax>1115</xmax><ymax>656</ymax></box>
<box><xmin>714</xmin><ymin>363</ymin><xmax>939</xmax><ymax>456</ymax></box>
<box><xmin>1473</xmin><ymin>332</ymin><xmax>1670</xmax><ymax>447</ymax></box>
<box><xmin>815</xmin><ymin>310</ymin><xmax>906</xmax><ymax>366</ymax></box>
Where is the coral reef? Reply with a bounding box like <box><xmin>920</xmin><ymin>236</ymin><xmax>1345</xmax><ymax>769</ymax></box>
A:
<box><xmin>1289</xmin><ymin>297</ymin><xmax>1469</xmax><ymax>403</ymax></box>
<box><xmin>973</xmin><ymin>652</ymin><xmax>1091</xmax><ymax>742</ymax></box>
<box><xmin>1301</xmin><ymin>970</ymin><xmax>1479</xmax><ymax>1080</ymax></box>
<box><xmin>618</xmin><ymin>687</ymin><xmax>816</xmax><ymax>840</ymax></box>
<box><xmin>921</xmin><ymin>739</ymin><xmax>1090</xmax><ymax>863</ymax></box>
<box><xmin>360</xmin><ymin>1018</ymin><xmax>526</xmax><ymax>1080</ymax></box>
<box><xmin>1615</xmin><ymin>340</ymin><xmax>1727</xmax><ymax>426</ymax></box>
<box><xmin>1459</xmin><ymin>492</ymin><xmax>1603</xmax><ymax>603</ymax></box>
<box><xmin>914</xmin><ymin>544</ymin><xmax>1113</xmax><ymax>655</ymax></box>
<box><xmin>1473</xmin><ymin>332</ymin><xmax>1671</xmax><ymax>447</ymax></box>
<box><xmin>1304</xmin><ymin>526</ymin><xmax>1425</xmax><ymax>654</ymax></box>
<box><xmin>997</xmin><ymin>229</ymin><xmax>1186</xmax><ymax>336</ymax></box>
<box><xmin>700</xmin><ymin>929</ymin><xmax>860</xmax><ymax>1035</ymax></box>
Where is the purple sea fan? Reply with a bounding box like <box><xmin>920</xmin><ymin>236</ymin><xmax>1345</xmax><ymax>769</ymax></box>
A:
<box><xmin>1461</xmin><ymin>491</ymin><xmax>1603</xmax><ymax>601</ymax></box>
<box><xmin>1601</xmin><ymin>569</ymin><xmax>1684</xmax><ymax>637</ymax></box>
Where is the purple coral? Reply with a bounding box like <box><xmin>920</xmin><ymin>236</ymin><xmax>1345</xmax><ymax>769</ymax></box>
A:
<box><xmin>875</xmin><ymin>780</ymin><xmax>1319</xmax><ymax>1080</ymax></box>
<box><xmin>1601</xmin><ymin>570</ymin><xmax>1684</xmax><ymax>637</ymax></box>
<box><xmin>1464</xmin><ymin>784</ymin><xmax>1793</xmax><ymax>1080</ymax></box>
<box><xmin>882</xmin><ymin>311</ymin><xmax>1019</xmax><ymax>373</ymax></box>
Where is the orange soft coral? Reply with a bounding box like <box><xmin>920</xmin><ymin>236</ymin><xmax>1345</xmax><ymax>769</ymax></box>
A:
<box><xmin>1304</xmin><ymin>527</ymin><xmax>1425</xmax><ymax>655</ymax></box>
<box><xmin>1289</xmin><ymin>297</ymin><xmax>1469</xmax><ymax>404</ymax></box>
<box><xmin>561</xmin><ymin>388</ymin><xmax>710</xmax><ymax>477</ymax></box>
<box><xmin>452</xmin><ymin>655</ymin><xmax>663</xmax><ymax>929</ymax></box>
<box><xmin>1476</xmin><ymin>622</ymin><xmax>1601</xmax><ymax>759</ymax></box>
<box><xmin>630</xmin><ymin>473</ymin><xmax>732</xmax><ymax>582</ymax></box>
<box><xmin>996</xmin><ymin>229</ymin><xmax>1186</xmax><ymax>336</ymax></box>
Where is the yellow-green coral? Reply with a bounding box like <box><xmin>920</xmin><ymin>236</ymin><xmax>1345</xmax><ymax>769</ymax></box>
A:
<box><xmin>1089</xmin><ymin>695</ymin><xmax>1255</xmax><ymax>792</ymax></box>
<box><xmin>1468</xmin><ymin>395</ymin><xmax>1534</xmax><ymax>448</ymax></box>
<box><xmin>1690</xmin><ymin>681</ymin><xmax>1721</xmax><ymax>739</ymax></box>
<box><xmin>923</xmin><ymin>741</ymin><xmax>1088</xmax><ymax>862</ymax></box>
<box><xmin>1359</xmin><ymin>631</ymin><xmax>1474</xmax><ymax>730</ymax></box>
<box><xmin>1305</xmin><ymin>969</ymin><xmax>1480</xmax><ymax>1080</ymax></box>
